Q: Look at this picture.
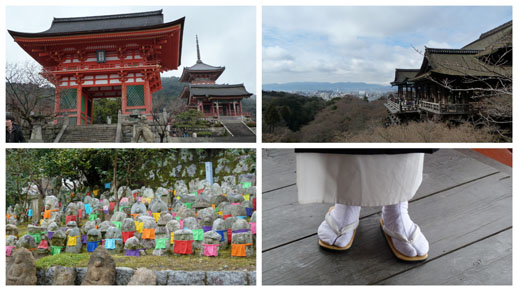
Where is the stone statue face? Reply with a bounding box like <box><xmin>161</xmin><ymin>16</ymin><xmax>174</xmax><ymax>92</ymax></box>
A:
<box><xmin>105</xmin><ymin>227</ymin><xmax>121</xmax><ymax>239</ymax></box>
<box><xmin>44</xmin><ymin>196</ymin><xmax>59</xmax><ymax>210</ymax></box>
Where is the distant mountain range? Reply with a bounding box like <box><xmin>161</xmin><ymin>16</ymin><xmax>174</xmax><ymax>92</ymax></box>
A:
<box><xmin>263</xmin><ymin>82</ymin><xmax>392</xmax><ymax>92</ymax></box>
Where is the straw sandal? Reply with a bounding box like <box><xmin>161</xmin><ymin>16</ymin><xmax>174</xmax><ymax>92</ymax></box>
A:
<box><xmin>318</xmin><ymin>206</ymin><xmax>359</xmax><ymax>251</ymax></box>
<box><xmin>379</xmin><ymin>218</ymin><xmax>428</xmax><ymax>262</ymax></box>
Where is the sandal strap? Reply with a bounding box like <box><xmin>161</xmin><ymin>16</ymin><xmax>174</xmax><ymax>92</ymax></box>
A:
<box><xmin>325</xmin><ymin>212</ymin><xmax>359</xmax><ymax>236</ymax></box>
<box><xmin>382</xmin><ymin>223</ymin><xmax>420</xmax><ymax>244</ymax></box>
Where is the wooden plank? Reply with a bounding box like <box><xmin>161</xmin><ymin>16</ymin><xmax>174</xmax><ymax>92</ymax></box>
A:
<box><xmin>262</xmin><ymin>172</ymin><xmax>511</xmax><ymax>285</ymax></box>
<box><xmin>378</xmin><ymin>229</ymin><xmax>512</xmax><ymax>285</ymax></box>
<box><xmin>262</xmin><ymin>149</ymin><xmax>501</xmax><ymax>250</ymax></box>
<box><xmin>262</xmin><ymin>149</ymin><xmax>296</xmax><ymax>192</ymax></box>
<box><xmin>456</xmin><ymin>149</ymin><xmax>512</xmax><ymax>175</ymax></box>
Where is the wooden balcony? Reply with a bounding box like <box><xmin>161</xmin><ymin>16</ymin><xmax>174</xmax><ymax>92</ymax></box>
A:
<box><xmin>45</xmin><ymin>61</ymin><xmax>160</xmax><ymax>74</ymax></box>
<box><xmin>384</xmin><ymin>100</ymin><xmax>419</xmax><ymax>114</ymax></box>
<box><xmin>418</xmin><ymin>101</ymin><xmax>473</xmax><ymax>115</ymax></box>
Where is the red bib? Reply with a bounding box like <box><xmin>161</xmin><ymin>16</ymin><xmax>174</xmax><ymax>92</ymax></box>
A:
<box><xmin>173</xmin><ymin>240</ymin><xmax>193</xmax><ymax>254</ymax></box>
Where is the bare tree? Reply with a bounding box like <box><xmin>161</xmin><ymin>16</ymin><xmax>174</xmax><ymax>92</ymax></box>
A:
<box><xmin>413</xmin><ymin>41</ymin><xmax>512</xmax><ymax>141</ymax></box>
<box><xmin>6</xmin><ymin>61</ymin><xmax>56</xmax><ymax>131</ymax></box>
<box><xmin>151</xmin><ymin>109</ymin><xmax>174</xmax><ymax>143</ymax></box>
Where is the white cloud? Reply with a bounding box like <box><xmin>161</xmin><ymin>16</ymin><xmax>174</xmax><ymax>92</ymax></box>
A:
<box><xmin>263</xmin><ymin>46</ymin><xmax>293</xmax><ymax>61</ymax></box>
<box><xmin>262</xmin><ymin>6</ymin><xmax>511</xmax><ymax>85</ymax></box>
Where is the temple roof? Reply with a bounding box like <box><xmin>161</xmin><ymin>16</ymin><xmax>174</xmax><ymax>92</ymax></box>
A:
<box><xmin>189</xmin><ymin>84</ymin><xmax>252</xmax><ymax>96</ymax></box>
<box><xmin>411</xmin><ymin>47</ymin><xmax>511</xmax><ymax>81</ymax></box>
<box><xmin>462</xmin><ymin>20</ymin><xmax>512</xmax><ymax>50</ymax></box>
<box><xmin>8</xmin><ymin>10</ymin><xmax>184</xmax><ymax>70</ymax></box>
<box><xmin>184</xmin><ymin>61</ymin><xmax>225</xmax><ymax>72</ymax></box>
<box><xmin>180</xmin><ymin>84</ymin><xmax>252</xmax><ymax>101</ymax></box>
<box><xmin>179</xmin><ymin>35</ymin><xmax>225</xmax><ymax>82</ymax></box>
<box><xmin>8</xmin><ymin>10</ymin><xmax>184</xmax><ymax>38</ymax></box>
<box><xmin>390</xmin><ymin>69</ymin><xmax>419</xmax><ymax>86</ymax></box>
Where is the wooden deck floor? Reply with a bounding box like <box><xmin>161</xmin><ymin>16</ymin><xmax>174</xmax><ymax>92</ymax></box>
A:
<box><xmin>262</xmin><ymin>149</ymin><xmax>512</xmax><ymax>285</ymax></box>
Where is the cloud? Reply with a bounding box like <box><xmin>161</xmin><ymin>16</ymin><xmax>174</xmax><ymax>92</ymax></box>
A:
<box><xmin>262</xmin><ymin>6</ymin><xmax>512</xmax><ymax>85</ymax></box>
<box><xmin>425</xmin><ymin>40</ymin><xmax>452</xmax><ymax>49</ymax></box>
<box><xmin>263</xmin><ymin>46</ymin><xmax>294</xmax><ymax>61</ymax></box>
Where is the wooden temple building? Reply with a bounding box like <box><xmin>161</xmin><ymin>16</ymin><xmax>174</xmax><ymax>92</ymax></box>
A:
<box><xmin>179</xmin><ymin>36</ymin><xmax>252</xmax><ymax>119</ymax></box>
<box><xmin>9</xmin><ymin>10</ymin><xmax>184</xmax><ymax>125</ymax></box>
<box><xmin>387</xmin><ymin>20</ymin><xmax>512</xmax><ymax>123</ymax></box>
<box><xmin>385</xmin><ymin>69</ymin><xmax>420</xmax><ymax>124</ymax></box>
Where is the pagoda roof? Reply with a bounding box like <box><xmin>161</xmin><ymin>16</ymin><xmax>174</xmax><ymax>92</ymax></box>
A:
<box><xmin>184</xmin><ymin>61</ymin><xmax>225</xmax><ymax>72</ymax></box>
<box><xmin>179</xmin><ymin>61</ymin><xmax>225</xmax><ymax>82</ymax></box>
<box><xmin>411</xmin><ymin>47</ymin><xmax>511</xmax><ymax>81</ymax></box>
<box><xmin>390</xmin><ymin>69</ymin><xmax>419</xmax><ymax>86</ymax></box>
<box><xmin>179</xmin><ymin>35</ymin><xmax>225</xmax><ymax>82</ymax></box>
<box><xmin>8</xmin><ymin>10</ymin><xmax>184</xmax><ymax>38</ymax></box>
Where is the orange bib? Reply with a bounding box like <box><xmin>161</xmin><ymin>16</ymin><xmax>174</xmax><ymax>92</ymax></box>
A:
<box><xmin>142</xmin><ymin>228</ymin><xmax>155</xmax><ymax>239</ymax></box>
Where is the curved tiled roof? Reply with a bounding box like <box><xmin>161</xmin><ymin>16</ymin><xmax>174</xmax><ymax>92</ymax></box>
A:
<box><xmin>462</xmin><ymin>20</ymin><xmax>512</xmax><ymax>50</ymax></box>
<box><xmin>391</xmin><ymin>69</ymin><xmax>419</xmax><ymax>86</ymax></box>
<box><xmin>411</xmin><ymin>47</ymin><xmax>511</xmax><ymax>81</ymax></box>
<box><xmin>8</xmin><ymin>10</ymin><xmax>184</xmax><ymax>38</ymax></box>
<box><xmin>188</xmin><ymin>84</ymin><xmax>252</xmax><ymax>97</ymax></box>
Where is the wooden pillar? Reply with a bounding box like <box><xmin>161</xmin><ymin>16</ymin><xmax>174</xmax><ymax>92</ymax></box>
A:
<box><xmin>76</xmin><ymin>86</ymin><xmax>82</xmax><ymax>125</ymax></box>
<box><xmin>54</xmin><ymin>88</ymin><xmax>61</xmax><ymax>125</ymax></box>
<box><xmin>89</xmin><ymin>97</ymin><xmax>94</xmax><ymax>124</ymax></box>
<box><xmin>144</xmin><ymin>79</ymin><xmax>152</xmax><ymax>114</ymax></box>
<box><xmin>121</xmin><ymin>83</ymin><xmax>127</xmax><ymax>115</ymax></box>
<box><xmin>216</xmin><ymin>101</ymin><xmax>220</xmax><ymax>117</ymax></box>
<box><xmin>233</xmin><ymin>101</ymin><xmax>237</xmax><ymax>116</ymax></box>
<box><xmin>239</xmin><ymin>101</ymin><xmax>243</xmax><ymax>115</ymax></box>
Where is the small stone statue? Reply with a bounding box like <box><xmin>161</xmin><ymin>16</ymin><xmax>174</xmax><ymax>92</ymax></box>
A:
<box><xmin>82</xmin><ymin>247</ymin><xmax>116</xmax><ymax>285</ymax></box>
<box><xmin>134</xmin><ymin>115</ymin><xmax>155</xmax><ymax>143</ymax></box>
<box><xmin>53</xmin><ymin>266</ymin><xmax>76</xmax><ymax>285</ymax></box>
<box><xmin>6</xmin><ymin>248</ymin><xmax>38</xmax><ymax>285</ymax></box>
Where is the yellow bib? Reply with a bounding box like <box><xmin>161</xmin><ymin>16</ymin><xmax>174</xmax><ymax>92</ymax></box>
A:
<box><xmin>67</xmin><ymin>236</ymin><xmax>79</xmax><ymax>246</ymax></box>
<box><xmin>135</xmin><ymin>221</ymin><xmax>144</xmax><ymax>233</ymax></box>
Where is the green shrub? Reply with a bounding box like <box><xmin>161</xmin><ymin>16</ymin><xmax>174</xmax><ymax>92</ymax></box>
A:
<box><xmin>196</xmin><ymin>131</ymin><xmax>213</xmax><ymax>137</ymax></box>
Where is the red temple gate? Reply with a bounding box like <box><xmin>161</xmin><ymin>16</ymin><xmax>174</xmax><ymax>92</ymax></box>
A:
<box><xmin>9</xmin><ymin>10</ymin><xmax>184</xmax><ymax>125</ymax></box>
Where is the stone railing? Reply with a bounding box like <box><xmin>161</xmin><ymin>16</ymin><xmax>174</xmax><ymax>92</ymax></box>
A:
<box><xmin>53</xmin><ymin>124</ymin><xmax>68</xmax><ymax>143</ymax></box>
<box><xmin>115</xmin><ymin>110</ymin><xmax>122</xmax><ymax>143</ymax></box>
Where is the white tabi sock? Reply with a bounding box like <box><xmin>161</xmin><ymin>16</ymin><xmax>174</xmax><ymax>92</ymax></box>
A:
<box><xmin>381</xmin><ymin>201</ymin><xmax>429</xmax><ymax>257</ymax></box>
<box><xmin>318</xmin><ymin>203</ymin><xmax>361</xmax><ymax>247</ymax></box>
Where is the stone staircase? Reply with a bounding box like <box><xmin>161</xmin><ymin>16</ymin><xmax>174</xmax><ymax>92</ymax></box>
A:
<box><xmin>220</xmin><ymin>120</ymin><xmax>255</xmax><ymax>137</ymax></box>
<box><xmin>58</xmin><ymin>124</ymin><xmax>117</xmax><ymax>143</ymax></box>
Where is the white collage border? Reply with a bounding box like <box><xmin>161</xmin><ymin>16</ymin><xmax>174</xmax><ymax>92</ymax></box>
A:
<box><xmin>0</xmin><ymin>0</ymin><xmax>516</xmax><ymax>289</ymax></box>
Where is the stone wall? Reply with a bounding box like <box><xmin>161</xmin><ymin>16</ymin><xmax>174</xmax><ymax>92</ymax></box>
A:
<box><xmin>36</xmin><ymin>267</ymin><xmax>256</xmax><ymax>285</ymax></box>
<box><xmin>129</xmin><ymin>148</ymin><xmax>254</xmax><ymax>189</ymax></box>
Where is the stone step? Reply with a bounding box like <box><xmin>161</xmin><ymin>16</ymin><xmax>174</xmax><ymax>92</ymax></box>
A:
<box><xmin>221</xmin><ymin>121</ymin><xmax>255</xmax><ymax>137</ymax></box>
<box><xmin>59</xmin><ymin>125</ymin><xmax>117</xmax><ymax>143</ymax></box>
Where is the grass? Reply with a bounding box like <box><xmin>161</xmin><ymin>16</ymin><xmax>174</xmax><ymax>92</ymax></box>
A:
<box><xmin>34</xmin><ymin>248</ymin><xmax>255</xmax><ymax>271</ymax></box>
<box><xmin>15</xmin><ymin>222</ymin><xmax>28</xmax><ymax>237</ymax></box>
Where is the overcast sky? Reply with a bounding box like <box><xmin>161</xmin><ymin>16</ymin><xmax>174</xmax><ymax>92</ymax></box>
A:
<box><xmin>6</xmin><ymin>6</ymin><xmax>256</xmax><ymax>93</ymax></box>
<box><xmin>263</xmin><ymin>6</ymin><xmax>512</xmax><ymax>85</ymax></box>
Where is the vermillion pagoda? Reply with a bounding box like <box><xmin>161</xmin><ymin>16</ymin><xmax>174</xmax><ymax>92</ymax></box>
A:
<box><xmin>179</xmin><ymin>36</ymin><xmax>252</xmax><ymax>118</ymax></box>
<box><xmin>9</xmin><ymin>10</ymin><xmax>184</xmax><ymax>125</ymax></box>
